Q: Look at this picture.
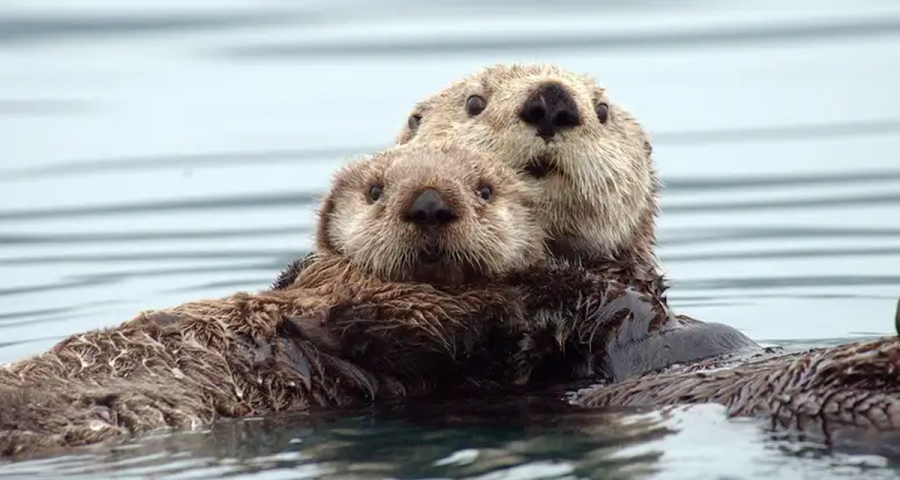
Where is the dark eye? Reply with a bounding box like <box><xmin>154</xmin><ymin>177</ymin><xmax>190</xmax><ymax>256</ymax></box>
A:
<box><xmin>369</xmin><ymin>185</ymin><xmax>383</xmax><ymax>202</ymax></box>
<box><xmin>478</xmin><ymin>185</ymin><xmax>492</xmax><ymax>201</ymax></box>
<box><xmin>466</xmin><ymin>95</ymin><xmax>487</xmax><ymax>117</ymax></box>
<box><xmin>407</xmin><ymin>114</ymin><xmax>421</xmax><ymax>131</ymax></box>
<box><xmin>595</xmin><ymin>102</ymin><xmax>609</xmax><ymax>124</ymax></box>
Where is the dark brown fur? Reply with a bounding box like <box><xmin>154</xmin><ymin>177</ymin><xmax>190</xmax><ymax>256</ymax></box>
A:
<box><xmin>0</xmin><ymin>261</ymin><xmax>528</xmax><ymax>458</ymax></box>
<box><xmin>0</xmin><ymin>142</ymin><xmax>759</xmax><ymax>458</ymax></box>
<box><xmin>0</xmin><ymin>144</ymin><xmax>542</xmax><ymax>457</ymax></box>
<box><xmin>572</xmin><ymin>335</ymin><xmax>900</xmax><ymax>449</ymax></box>
<box><xmin>270</xmin><ymin>65</ymin><xmax>756</xmax><ymax>380</ymax></box>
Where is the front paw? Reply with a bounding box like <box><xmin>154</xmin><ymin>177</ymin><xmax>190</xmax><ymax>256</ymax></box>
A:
<box><xmin>276</xmin><ymin>309</ymin><xmax>342</xmax><ymax>354</ymax></box>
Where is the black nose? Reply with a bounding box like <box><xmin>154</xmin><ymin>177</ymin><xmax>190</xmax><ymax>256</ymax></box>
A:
<box><xmin>405</xmin><ymin>189</ymin><xmax>456</xmax><ymax>226</ymax></box>
<box><xmin>518</xmin><ymin>82</ymin><xmax>581</xmax><ymax>141</ymax></box>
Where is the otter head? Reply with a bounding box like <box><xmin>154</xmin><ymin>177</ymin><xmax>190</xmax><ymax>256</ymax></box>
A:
<box><xmin>395</xmin><ymin>63</ymin><xmax>659</xmax><ymax>268</ymax></box>
<box><xmin>316</xmin><ymin>142</ymin><xmax>546</xmax><ymax>286</ymax></box>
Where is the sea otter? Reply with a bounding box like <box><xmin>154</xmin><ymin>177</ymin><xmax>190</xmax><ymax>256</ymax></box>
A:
<box><xmin>272</xmin><ymin>63</ymin><xmax>761</xmax><ymax>379</ymax></box>
<box><xmin>0</xmin><ymin>143</ymin><xmax>541</xmax><ymax>457</ymax></box>
<box><xmin>395</xmin><ymin>63</ymin><xmax>658</xmax><ymax>279</ymax></box>
<box><xmin>0</xmin><ymin>142</ymin><xmax>722</xmax><ymax>458</ymax></box>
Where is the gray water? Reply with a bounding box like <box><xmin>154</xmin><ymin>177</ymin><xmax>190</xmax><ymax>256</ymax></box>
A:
<box><xmin>2</xmin><ymin>1</ymin><xmax>900</xmax><ymax>478</ymax></box>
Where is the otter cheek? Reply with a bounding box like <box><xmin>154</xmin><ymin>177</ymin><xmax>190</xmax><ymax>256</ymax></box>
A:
<box><xmin>327</xmin><ymin>209</ymin><xmax>357</xmax><ymax>251</ymax></box>
<box><xmin>335</xmin><ymin>214</ymin><xmax>372</xmax><ymax>259</ymax></box>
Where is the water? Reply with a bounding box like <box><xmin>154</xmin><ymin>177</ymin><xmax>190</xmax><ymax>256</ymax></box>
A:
<box><xmin>2</xmin><ymin>0</ymin><xmax>900</xmax><ymax>478</ymax></box>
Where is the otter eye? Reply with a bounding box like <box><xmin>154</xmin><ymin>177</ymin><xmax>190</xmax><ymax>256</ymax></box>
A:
<box><xmin>595</xmin><ymin>102</ymin><xmax>609</xmax><ymax>124</ymax></box>
<box><xmin>466</xmin><ymin>95</ymin><xmax>487</xmax><ymax>117</ymax></box>
<box><xmin>407</xmin><ymin>114</ymin><xmax>421</xmax><ymax>131</ymax></box>
<box><xmin>368</xmin><ymin>185</ymin><xmax>384</xmax><ymax>202</ymax></box>
<box><xmin>477</xmin><ymin>185</ymin><xmax>493</xmax><ymax>201</ymax></box>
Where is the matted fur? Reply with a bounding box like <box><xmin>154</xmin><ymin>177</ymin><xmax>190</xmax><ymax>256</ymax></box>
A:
<box><xmin>572</xmin><ymin>335</ymin><xmax>900</xmax><ymax>449</ymax></box>
<box><xmin>0</xmin><ymin>279</ymin><xmax>520</xmax><ymax>458</ymax></box>
<box><xmin>395</xmin><ymin>63</ymin><xmax>660</xmax><ymax>277</ymax></box>
<box><xmin>0</xmin><ymin>144</ymin><xmax>540</xmax><ymax>458</ymax></box>
<box><xmin>0</xmin><ymin>143</ymin><xmax>754</xmax><ymax>458</ymax></box>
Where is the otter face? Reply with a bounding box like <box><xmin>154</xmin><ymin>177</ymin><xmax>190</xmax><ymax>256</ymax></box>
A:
<box><xmin>316</xmin><ymin>143</ymin><xmax>546</xmax><ymax>285</ymax></box>
<box><xmin>396</xmin><ymin>63</ymin><xmax>658</xmax><ymax>263</ymax></box>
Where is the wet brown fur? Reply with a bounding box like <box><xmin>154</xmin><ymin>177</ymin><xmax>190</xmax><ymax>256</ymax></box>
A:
<box><xmin>269</xmin><ymin>64</ymin><xmax>760</xmax><ymax>386</ymax></box>
<box><xmin>384</xmin><ymin>64</ymin><xmax>900</xmax><ymax>446</ymax></box>
<box><xmin>0</xmin><ymin>144</ymin><xmax>540</xmax><ymax>458</ymax></box>
<box><xmin>0</xmin><ymin>142</ymin><xmax>759</xmax><ymax>459</ymax></box>
<box><xmin>0</xmin><ymin>280</ymin><xmax>521</xmax><ymax>458</ymax></box>
<box><xmin>270</xmin><ymin>65</ymin><xmax>900</xmax><ymax>453</ymax></box>
<box><xmin>572</xmin><ymin>336</ymin><xmax>900</xmax><ymax>447</ymax></box>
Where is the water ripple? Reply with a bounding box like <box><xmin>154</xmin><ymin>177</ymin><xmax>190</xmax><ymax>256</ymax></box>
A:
<box><xmin>663</xmin><ymin>226</ymin><xmax>900</xmax><ymax>246</ymax></box>
<box><xmin>0</xmin><ymin>11</ymin><xmax>313</xmax><ymax>45</ymax></box>
<box><xmin>681</xmin><ymin>275</ymin><xmax>900</xmax><ymax>291</ymax></box>
<box><xmin>221</xmin><ymin>16</ymin><xmax>900</xmax><ymax>59</ymax></box>
<box><xmin>663</xmin><ymin>246</ymin><xmax>900</xmax><ymax>263</ymax></box>
<box><xmin>3</xmin><ymin>119</ymin><xmax>898</xmax><ymax>181</ymax></box>
<box><xmin>665</xmin><ymin>191</ymin><xmax>900</xmax><ymax>213</ymax></box>
<box><xmin>0</xmin><ymin>226</ymin><xmax>309</xmax><ymax>246</ymax></box>
<box><xmin>0</xmin><ymin>147</ymin><xmax>369</xmax><ymax>182</ymax></box>
<box><xmin>0</xmin><ymin>99</ymin><xmax>93</xmax><ymax>117</ymax></box>
<box><xmin>0</xmin><ymin>192</ymin><xmax>323</xmax><ymax>223</ymax></box>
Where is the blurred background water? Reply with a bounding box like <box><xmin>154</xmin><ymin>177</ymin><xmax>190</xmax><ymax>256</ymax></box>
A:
<box><xmin>1</xmin><ymin>0</ymin><xmax>900</xmax><ymax>478</ymax></box>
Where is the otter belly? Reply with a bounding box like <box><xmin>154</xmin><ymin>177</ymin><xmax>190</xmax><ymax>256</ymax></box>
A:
<box><xmin>601</xmin><ymin>319</ymin><xmax>762</xmax><ymax>383</ymax></box>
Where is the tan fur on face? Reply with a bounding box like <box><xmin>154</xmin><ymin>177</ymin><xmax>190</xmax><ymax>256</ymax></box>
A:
<box><xmin>395</xmin><ymin>63</ymin><xmax>659</xmax><ymax>270</ymax></box>
<box><xmin>315</xmin><ymin>142</ymin><xmax>546</xmax><ymax>286</ymax></box>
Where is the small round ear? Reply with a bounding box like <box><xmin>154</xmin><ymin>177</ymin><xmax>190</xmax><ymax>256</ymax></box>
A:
<box><xmin>394</xmin><ymin>103</ymin><xmax>428</xmax><ymax>145</ymax></box>
<box><xmin>314</xmin><ymin>192</ymin><xmax>338</xmax><ymax>255</ymax></box>
<box><xmin>395</xmin><ymin>116</ymin><xmax>417</xmax><ymax>145</ymax></box>
<box><xmin>395</xmin><ymin>120</ymin><xmax>415</xmax><ymax>145</ymax></box>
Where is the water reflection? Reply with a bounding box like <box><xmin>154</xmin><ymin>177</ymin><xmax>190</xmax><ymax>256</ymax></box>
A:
<box><xmin>0</xmin><ymin>392</ymin><xmax>673</xmax><ymax>480</ymax></box>
<box><xmin>5</xmin><ymin>397</ymin><xmax>900</xmax><ymax>480</ymax></box>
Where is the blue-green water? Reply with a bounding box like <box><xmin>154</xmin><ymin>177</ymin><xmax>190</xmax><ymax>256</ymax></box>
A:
<box><xmin>2</xmin><ymin>1</ymin><xmax>900</xmax><ymax>478</ymax></box>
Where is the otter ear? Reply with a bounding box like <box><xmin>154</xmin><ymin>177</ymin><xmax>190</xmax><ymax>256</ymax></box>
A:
<box><xmin>643</xmin><ymin>140</ymin><xmax>653</xmax><ymax>155</ymax></box>
<box><xmin>314</xmin><ymin>192</ymin><xmax>338</xmax><ymax>255</ymax></box>
<box><xmin>395</xmin><ymin>114</ymin><xmax>419</xmax><ymax>145</ymax></box>
<box><xmin>395</xmin><ymin>102</ymin><xmax>429</xmax><ymax>145</ymax></box>
<box><xmin>395</xmin><ymin>121</ymin><xmax>415</xmax><ymax>145</ymax></box>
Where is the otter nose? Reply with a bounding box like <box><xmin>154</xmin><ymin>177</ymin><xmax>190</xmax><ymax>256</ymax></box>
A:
<box><xmin>519</xmin><ymin>81</ymin><xmax>581</xmax><ymax>141</ymax></box>
<box><xmin>405</xmin><ymin>189</ymin><xmax>456</xmax><ymax>226</ymax></box>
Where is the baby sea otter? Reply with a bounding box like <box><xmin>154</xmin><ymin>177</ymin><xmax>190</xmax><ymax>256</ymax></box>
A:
<box><xmin>0</xmin><ymin>143</ymin><xmax>539</xmax><ymax>458</ymax></box>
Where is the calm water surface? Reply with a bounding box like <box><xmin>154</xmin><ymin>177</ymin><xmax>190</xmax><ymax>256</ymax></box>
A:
<box><xmin>2</xmin><ymin>1</ymin><xmax>900</xmax><ymax>478</ymax></box>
